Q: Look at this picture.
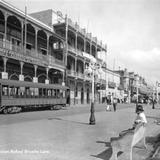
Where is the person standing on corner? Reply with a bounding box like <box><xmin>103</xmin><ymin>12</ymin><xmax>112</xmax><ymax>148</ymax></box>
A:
<box><xmin>106</xmin><ymin>96</ymin><xmax>111</xmax><ymax>111</ymax></box>
<box><xmin>113</xmin><ymin>97</ymin><xmax>118</xmax><ymax>112</ymax></box>
<box><xmin>152</xmin><ymin>98</ymin><xmax>156</xmax><ymax>109</ymax></box>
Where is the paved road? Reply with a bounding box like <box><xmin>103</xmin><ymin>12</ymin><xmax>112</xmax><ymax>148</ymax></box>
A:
<box><xmin>0</xmin><ymin>103</ymin><xmax>134</xmax><ymax>126</ymax></box>
<box><xmin>0</xmin><ymin>103</ymin><xmax>159</xmax><ymax>160</ymax></box>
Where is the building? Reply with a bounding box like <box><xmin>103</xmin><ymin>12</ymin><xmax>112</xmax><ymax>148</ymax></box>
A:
<box><xmin>0</xmin><ymin>1</ymin><xmax>108</xmax><ymax>106</ymax></box>
<box><xmin>0</xmin><ymin>1</ymin><xmax>66</xmax><ymax>91</ymax></box>
<box><xmin>30</xmin><ymin>9</ymin><xmax>107</xmax><ymax>105</ymax></box>
<box><xmin>0</xmin><ymin>1</ymin><xmax>154</xmax><ymax>106</ymax></box>
<box><xmin>115</xmin><ymin>68</ymin><xmax>154</xmax><ymax>103</ymax></box>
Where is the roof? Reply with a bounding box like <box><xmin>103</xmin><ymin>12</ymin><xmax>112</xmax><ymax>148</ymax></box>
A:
<box><xmin>0</xmin><ymin>79</ymin><xmax>69</xmax><ymax>90</ymax></box>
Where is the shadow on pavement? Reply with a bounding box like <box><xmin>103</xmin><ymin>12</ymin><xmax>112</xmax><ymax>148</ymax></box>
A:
<box><xmin>48</xmin><ymin>117</ymin><xmax>89</xmax><ymax>125</ymax></box>
<box><xmin>91</xmin><ymin>134</ymin><xmax>160</xmax><ymax>160</ymax></box>
<box><xmin>91</xmin><ymin>141</ymin><xmax>122</xmax><ymax>160</ymax></box>
<box><xmin>144</xmin><ymin>134</ymin><xmax>160</xmax><ymax>160</ymax></box>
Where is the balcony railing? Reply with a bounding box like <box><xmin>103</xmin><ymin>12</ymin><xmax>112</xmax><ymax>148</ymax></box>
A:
<box><xmin>77</xmin><ymin>49</ymin><xmax>83</xmax><ymax>57</ymax></box>
<box><xmin>77</xmin><ymin>72</ymin><xmax>84</xmax><ymax>79</ymax></box>
<box><xmin>68</xmin><ymin>45</ymin><xmax>76</xmax><ymax>54</ymax></box>
<box><xmin>66</xmin><ymin>70</ymin><xmax>76</xmax><ymax>77</ymax></box>
<box><xmin>0</xmin><ymin>40</ymin><xmax>64</xmax><ymax>67</ymax></box>
<box><xmin>84</xmin><ymin>75</ymin><xmax>92</xmax><ymax>81</ymax></box>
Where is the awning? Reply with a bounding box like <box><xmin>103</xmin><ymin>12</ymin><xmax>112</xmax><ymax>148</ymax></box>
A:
<box><xmin>118</xmin><ymin>84</ymin><xmax>123</xmax><ymax>90</ymax></box>
<box><xmin>108</xmin><ymin>81</ymin><xmax>116</xmax><ymax>89</ymax></box>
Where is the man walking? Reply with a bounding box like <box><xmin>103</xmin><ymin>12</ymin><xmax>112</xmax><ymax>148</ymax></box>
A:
<box><xmin>113</xmin><ymin>97</ymin><xmax>118</xmax><ymax>112</ymax></box>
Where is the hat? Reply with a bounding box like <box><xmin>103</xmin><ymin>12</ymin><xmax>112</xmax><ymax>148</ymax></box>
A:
<box><xmin>136</xmin><ymin>105</ymin><xmax>144</xmax><ymax>112</ymax></box>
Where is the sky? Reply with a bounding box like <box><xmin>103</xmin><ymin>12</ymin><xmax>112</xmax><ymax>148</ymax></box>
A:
<box><xmin>5</xmin><ymin>0</ymin><xmax>160</xmax><ymax>85</ymax></box>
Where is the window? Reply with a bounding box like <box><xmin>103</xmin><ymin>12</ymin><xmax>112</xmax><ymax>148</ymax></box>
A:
<box><xmin>53</xmin><ymin>42</ymin><xmax>59</xmax><ymax>49</ymax></box>
<box><xmin>63</xmin><ymin>90</ymin><xmax>65</xmax><ymax>98</ymax></box>
<box><xmin>41</xmin><ymin>48</ymin><xmax>47</xmax><ymax>55</ymax></box>
<box><xmin>34</xmin><ymin>88</ymin><xmax>39</xmax><ymax>97</ymax></box>
<box><xmin>43</xmin><ymin>88</ymin><xmax>47</xmax><ymax>97</ymax></box>
<box><xmin>47</xmin><ymin>89</ymin><xmax>51</xmax><ymax>97</ymax></box>
<box><xmin>52</xmin><ymin>89</ymin><xmax>56</xmax><ymax>98</ymax></box>
<box><xmin>39</xmin><ymin>88</ymin><xmax>43</xmax><ymax>97</ymax></box>
<box><xmin>60</xmin><ymin>89</ymin><xmax>63</xmax><ymax>98</ymax></box>
<box><xmin>0</xmin><ymin>34</ymin><xmax>4</xmax><ymax>47</ymax></box>
<box><xmin>2</xmin><ymin>86</ymin><xmax>8</xmax><ymax>96</ymax></box>
<box><xmin>57</xmin><ymin>89</ymin><xmax>60</xmax><ymax>98</ymax></box>
<box><xmin>25</xmin><ymin>87</ymin><xmax>30</xmax><ymax>97</ymax></box>
<box><xmin>26</xmin><ymin>43</ymin><xmax>32</xmax><ymax>50</ymax></box>
<box><xmin>60</xmin><ymin>42</ymin><xmax>64</xmax><ymax>49</ymax></box>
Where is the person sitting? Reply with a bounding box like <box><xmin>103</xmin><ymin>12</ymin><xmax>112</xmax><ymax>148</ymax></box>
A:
<box><xmin>119</xmin><ymin>104</ymin><xmax>147</xmax><ymax>136</ymax></box>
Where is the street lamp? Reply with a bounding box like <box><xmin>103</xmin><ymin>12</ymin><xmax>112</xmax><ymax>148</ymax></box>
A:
<box><xmin>85</xmin><ymin>61</ymin><xmax>97</xmax><ymax>125</ymax></box>
<box><xmin>89</xmin><ymin>65</ymin><xmax>95</xmax><ymax>125</ymax></box>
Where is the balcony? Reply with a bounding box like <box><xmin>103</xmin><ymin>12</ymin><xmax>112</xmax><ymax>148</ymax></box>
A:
<box><xmin>84</xmin><ymin>75</ymin><xmax>92</xmax><ymax>81</ymax></box>
<box><xmin>0</xmin><ymin>40</ymin><xmax>64</xmax><ymax>68</ymax></box>
<box><xmin>108</xmin><ymin>81</ymin><xmax>116</xmax><ymax>89</ymax></box>
<box><xmin>100</xmin><ymin>79</ymin><xmax>106</xmax><ymax>84</ymax></box>
<box><xmin>77</xmin><ymin>72</ymin><xmax>84</xmax><ymax>79</ymax></box>
<box><xmin>68</xmin><ymin>45</ymin><xmax>76</xmax><ymax>55</ymax></box>
<box><xmin>77</xmin><ymin>49</ymin><xmax>83</xmax><ymax>57</ymax></box>
<box><xmin>67</xmin><ymin>70</ymin><xmax>76</xmax><ymax>77</ymax></box>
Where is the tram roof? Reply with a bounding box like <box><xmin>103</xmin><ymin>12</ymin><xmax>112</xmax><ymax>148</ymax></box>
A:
<box><xmin>0</xmin><ymin>79</ymin><xmax>69</xmax><ymax>90</ymax></box>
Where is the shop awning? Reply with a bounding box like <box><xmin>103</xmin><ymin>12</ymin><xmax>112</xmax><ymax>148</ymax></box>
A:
<box><xmin>108</xmin><ymin>81</ymin><xmax>116</xmax><ymax>89</ymax></box>
<box><xmin>118</xmin><ymin>84</ymin><xmax>123</xmax><ymax>90</ymax></box>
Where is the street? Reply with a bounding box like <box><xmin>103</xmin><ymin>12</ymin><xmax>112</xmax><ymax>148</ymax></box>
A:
<box><xmin>0</xmin><ymin>103</ymin><xmax>159</xmax><ymax>160</ymax></box>
<box><xmin>0</xmin><ymin>103</ymin><xmax>132</xmax><ymax>126</ymax></box>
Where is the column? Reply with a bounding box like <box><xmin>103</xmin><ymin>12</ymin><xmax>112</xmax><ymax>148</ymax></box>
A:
<box><xmin>19</xmin><ymin>61</ymin><xmax>24</xmax><ymax>81</ymax></box>
<box><xmin>4</xmin><ymin>13</ymin><xmax>7</xmax><ymax>46</ymax></box>
<box><xmin>45</xmin><ymin>67</ymin><xmax>49</xmax><ymax>84</ymax></box>
<box><xmin>35</xmin><ymin>28</ymin><xmax>38</xmax><ymax>54</ymax></box>
<box><xmin>21</xmin><ymin>21</ymin><xmax>24</xmax><ymax>52</ymax></box>
<box><xmin>65</xmin><ymin>14</ymin><xmax>68</xmax><ymax>66</ymax></box>
<box><xmin>95</xmin><ymin>44</ymin><xmax>97</xmax><ymax>59</ymax></box>
<box><xmin>47</xmin><ymin>34</ymin><xmax>49</xmax><ymax>56</ymax></box>
<box><xmin>90</xmin><ymin>41</ymin><xmax>92</xmax><ymax>55</ymax></box>
<box><xmin>2</xmin><ymin>57</ymin><xmax>8</xmax><ymax>79</ymax></box>
<box><xmin>84</xmin><ymin>38</ymin><xmax>86</xmax><ymax>52</ymax></box>
<box><xmin>33</xmin><ymin>65</ymin><xmax>38</xmax><ymax>83</ymax></box>
<box><xmin>75</xmin><ymin>57</ymin><xmax>77</xmax><ymax>77</ymax></box>
<box><xmin>75</xmin><ymin>32</ymin><xmax>77</xmax><ymax>52</ymax></box>
<box><xmin>83</xmin><ymin>82</ymin><xmax>86</xmax><ymax>104</ymax></box>
<box><xmin>74</xmin><ymin>80</ymin><xmax>77</xmax><ymax>105</ymax></box>
<box><xmin>62</xmin><ymin>71</ymin><xmax>65</xmax><ymax>86</ymax></box>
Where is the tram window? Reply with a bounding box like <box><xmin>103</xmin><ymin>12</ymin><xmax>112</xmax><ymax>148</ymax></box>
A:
<box><xmin>60</xmin><ymin>89</ymin><xmax>63</xmax><ymax>98</ymax></box>
<box><xmin>12</xmin><ymin>87</ymin><xmax>19</xmax><ymax>97</ymax></box>
<box><xmin>30</xmin><ymin>88</ymin><xmax>35</xmax><ymax>97</ymax></box>
<box><xmin>17</xmin><ymin>87</ymin><xmax>25</xmax><ymax>97</ymax></box>
<box><xmin>25</xmin><ymin>87</ymin><xmax>31</xmax><ymax>97</ymax></box>
<box><xmin>2</xmin><ymin>86</ymin><xmax>8</xmax><ymax>96</ymax></box>
<box><xmin>43</xmin><ymin>88</ymin><xmax>47</xmax><ymax>97</ymax></box>
<box><xmin>9</xmin><ymin>87</ymin><xmax>14</xmax><ymax>96</ymax></box>
<box><xmin>39</xmin><ymin>88</ymin><xmax>43</xmax><ymax>97</ymax></box>
<box><xmin>63</xmin><ymin>90</ymin><xmax>66</xmax><ymax>98</ymax></box>
<box><xmin>57</xmin><ymin>89</ymin><xmax>60</xmax><ymax>98</ymax></box>
<box><xmin>34</xmin><ymin>88</ymin><xmax>39</xmax><ymax>97</ymax></box>
<box><xmin>47</xmin><ymin>89</ymin><xmax>51</xmax><ymax>97</ymax></box>
<box><xmin>52</xmin><ymin>89</ymin><xmax>56</xmax><ymax>98</ymax></box>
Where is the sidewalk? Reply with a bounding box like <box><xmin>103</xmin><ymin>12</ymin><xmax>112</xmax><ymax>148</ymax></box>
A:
<box><xmin>0</xmin><ymin>104</ymin><xmax>159</xmax><ymax>160</ymax></box>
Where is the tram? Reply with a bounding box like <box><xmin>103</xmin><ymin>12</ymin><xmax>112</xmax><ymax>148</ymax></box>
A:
<box><xmin>0</xmin><ymin>79</ymin><xmax>69</xmax><ymax>114</ymax></box>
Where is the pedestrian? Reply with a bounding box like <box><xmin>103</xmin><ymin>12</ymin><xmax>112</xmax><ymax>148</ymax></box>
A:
<box><xmin>152</xmin><ymin>98</ymin><xmax>156</xmax><ymax>109</ymax></box>
<box><xmin>113</xmin><ymin>97</ymin><xmax>117</xmax><ymax>112</ymax></box>
<box><xmin>106</xmin><ymin>96</ymin><xmax>111</xmax><ymax>111</ymax></box>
